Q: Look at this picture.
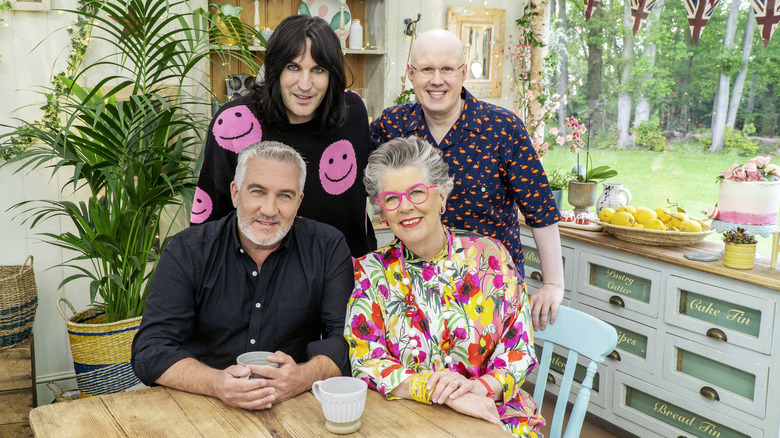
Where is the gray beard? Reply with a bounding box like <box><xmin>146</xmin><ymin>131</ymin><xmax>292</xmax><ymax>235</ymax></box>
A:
<box><xmin>237</xmin><ymin>213</ymin><xmax>293</xmax><ymax>247</ymax></box>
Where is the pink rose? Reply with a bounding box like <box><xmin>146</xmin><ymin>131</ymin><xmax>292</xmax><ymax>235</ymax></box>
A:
<box><xmin>721</xmin><ymin>164</ymin><xmax>739</xmax><ymax>180</ymax></box>
<box><xmin>749</xmin><ymin>156</ymin><xmax>771</xmax><ymax>168</ymax></box>
<box><xmin>763</xmin><ymin>164</ymin><xmax>780</xmax><ymax>178</ymax></box>
<box><xmin>745</xmin><ymin>162</ymin><xmax>761</xmax><ymax>181</ymax></box>
<box><xmin>733</xmin><ymin>166</ymin><xmax>747</xmax><ymax>181</ymax></box>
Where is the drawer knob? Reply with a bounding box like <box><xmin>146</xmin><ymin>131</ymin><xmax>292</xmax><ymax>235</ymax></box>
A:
<box><xmin>700</xmin><ymin>386</ymin><xmax>720</xmax><ymax>401</ymax></box>
<box><xmin>529</xmin><ymin>271</ymin><xmax>543</xmax><ymax>282</ymax></box>
<box><xmin>706</xmin><ymin>328</ymin><xmax>728</xmax><ymax>342</ymax></box>
<box><xmin>608</xmin><ymin>295</ymin><xmax>625</xmax><ymax>308</ymax></box>
<box><xmin>607</xmin><ymin>350</ymin><xmax>621</xmax><ymax>361</ymax></box>
<box><xmin>547</xmin><ymin>374</ymin><xmax>556</xmax><ymax>385</ymax></box>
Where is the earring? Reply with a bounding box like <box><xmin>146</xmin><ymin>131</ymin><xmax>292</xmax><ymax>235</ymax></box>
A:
<box><xmin>440</xmin><ymin>206</ymin><xmax>446</xmax><ymax>214</ymax></box>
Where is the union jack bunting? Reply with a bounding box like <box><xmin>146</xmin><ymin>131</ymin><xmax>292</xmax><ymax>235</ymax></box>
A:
<box><xmin>684</xmin><ymin>0</ymin><xmax>722</xmax><ymax>45</ymax></box>
<box><xmin>752</xmin><ymin>0</ymin><xmax>780</xmax><ymax>47</ymax></box>
<box><xmin>585</xmin><ymin>0</ymin><xmax>600</xmax><ymax>22</ymax></box>
<box><xmin>631</xmin><ymin>0</ymin><xmax>658</xmax><ymax>34</ymax></box>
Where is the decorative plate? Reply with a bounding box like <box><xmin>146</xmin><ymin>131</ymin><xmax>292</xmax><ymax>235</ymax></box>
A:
<box><xmin>298</xmin><ymin>0</ymin><xmax>351</xmax><ymax>34</ymax></box>
<box><xmin>596</xmin><ymin>221</ymin><xmax>714</xmax><ymax>247</ymax></box>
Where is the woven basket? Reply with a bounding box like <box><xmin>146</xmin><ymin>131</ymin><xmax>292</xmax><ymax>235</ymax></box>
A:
<box><xmin>0</xmin><ymin>256</ymin><xmax>38</xmax><ymax>350</ymax></box>
<box><xmin>597</xmin><ymin>222</ymin><xmax>714</xmax><ymax>247</ymax></box>
<box><xmin>57</xmin><ymin>298</ymin><xmax>142</xmax><ymax>397</ymax></box>
<box><xmin>46</xmin><ymin>382</ymin><xmax>81</xmax><ymax>403</ymax></box>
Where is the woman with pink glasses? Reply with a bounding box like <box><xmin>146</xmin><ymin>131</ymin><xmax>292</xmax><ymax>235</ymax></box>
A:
<box><xmin>344</xmin><ymin>136</ymin><xmax>544</xmax><ymax>438</ymax></box>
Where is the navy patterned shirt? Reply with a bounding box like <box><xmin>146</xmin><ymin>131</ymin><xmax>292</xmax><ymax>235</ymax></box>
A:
<box><xmin>370</xmin><ymin>88</ymin><xmax>560</xmax><ymax>276</ymax></box>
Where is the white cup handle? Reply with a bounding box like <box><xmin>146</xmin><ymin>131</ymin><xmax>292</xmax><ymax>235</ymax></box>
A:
<box><xmin>312</xmin><ymin>380</ymin><xmax>323</xmax><ymax>402</ymax></box>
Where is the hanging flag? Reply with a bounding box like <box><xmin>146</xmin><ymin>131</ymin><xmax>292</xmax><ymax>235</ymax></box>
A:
<box><xmin>752</xmin><ymin>0</ymin><xmax>780</xmax><ymax>47</ymax></box>
<box><xmin>631</xmin><ymin>0</ymin><xmax>658</xmax><ymax>34</ymax></box>
<box><xmin>684</xmin><ymin>0</ymin><xmax>722</xmax><ymax>45</ymax></box>
<box><xmin>585</xmin><ymin>0</ymin><xmax>600</xmax><ymax>22</ymax></box>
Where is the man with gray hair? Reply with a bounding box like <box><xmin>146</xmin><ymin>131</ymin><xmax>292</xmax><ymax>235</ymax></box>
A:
<box><xmin>132</xmin><ymin>141</ymin><xmax>353</xmax><ymax>410</ymax></box>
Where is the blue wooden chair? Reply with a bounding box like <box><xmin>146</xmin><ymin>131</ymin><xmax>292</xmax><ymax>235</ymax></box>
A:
<box><xmin>531</xmin><ymin>306</ymin><xmax>618</xmax><ymax>438</ymax></box>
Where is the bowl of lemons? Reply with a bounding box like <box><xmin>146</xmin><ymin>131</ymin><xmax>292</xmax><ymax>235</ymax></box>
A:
<box><xmin>596</xmin><ymin>206</ymin><xmax>714</xmax><ymax>246</ymax></box>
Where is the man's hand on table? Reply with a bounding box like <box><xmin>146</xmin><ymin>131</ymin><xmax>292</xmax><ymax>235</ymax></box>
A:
<box><xmin>212</xmin><ymin>365</ymin><xmax>277</xmax><ymax>410</ymax></box>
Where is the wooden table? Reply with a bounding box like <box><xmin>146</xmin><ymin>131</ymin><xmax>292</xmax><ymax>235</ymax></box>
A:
<box><xmin>29</xmin><ymin>386</ymin><xmax>511</xmax><ymax>437</ymax></box>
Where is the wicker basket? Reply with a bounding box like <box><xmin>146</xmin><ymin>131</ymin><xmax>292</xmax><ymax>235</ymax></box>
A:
<box><xmin>597</xmin><ymin>222</ymin><xmax>714</xmax><ymax>247</ymax></box>
<box><xmin>0</xmin><ymin>256</ymin><xmax>38</xmax><ymax>350</ymax></box>
<box><xmin>57</xmin><ymin>298</ymin><xmax>142</xmax><ymax>397</ymax></box>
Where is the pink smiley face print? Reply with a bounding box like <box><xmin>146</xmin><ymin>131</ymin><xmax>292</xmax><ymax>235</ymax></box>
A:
<box><xmin>319</xmin><ymin>140</ymin><xmax>357</xmax><ymax>195</ymax></box>
<box><xmin>190</xmin><ymin>187</ymin><xmax>213</xmax><ymax>224</ymax></box>
<box><xmin>212</xmin><ymin>105</ymin><xmax>263</xmax><ymax>153</ymax></box>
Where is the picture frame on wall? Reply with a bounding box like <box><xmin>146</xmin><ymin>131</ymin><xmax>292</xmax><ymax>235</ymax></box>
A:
<box><xmin>12</xmin><ymin>0</ymin><xmax>51</xmax><ymax>11</ymax></box>
<box><xmin>446</xmin><ymin>7</ymin><xmax>505</xmax><ymax>98</ymax></box>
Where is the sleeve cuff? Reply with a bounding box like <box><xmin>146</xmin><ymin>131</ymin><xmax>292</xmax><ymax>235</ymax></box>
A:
<box><xmin>307</xmin><ymin>337</ymin><xmax>350</xmax><ymax>376</ymax></box>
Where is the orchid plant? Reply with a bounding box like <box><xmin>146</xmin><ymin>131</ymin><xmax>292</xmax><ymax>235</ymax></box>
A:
<box><xmin>718</xmin><ymin>156</ymin><xmax>780</xmax><ymax>182</ymax></box>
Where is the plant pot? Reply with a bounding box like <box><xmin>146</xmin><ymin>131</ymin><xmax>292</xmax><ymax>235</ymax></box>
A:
<box><xmin>57</xmin><ymin>298</ymin><xmax>142</xmax><ymax>397</ymax></box>
<box><xmin>551</xmin><ymin>189</ymin><xmax>564</xmax><ymax>210</ymax></box>
<box><xmin>568</xmin><ymin>181</ymin><xmax>598</xmax><ymax>215</ymax></box>
<box><xmin>723</xmin><ymin>243</ymin><xmax>757</xmax><ymax>270</ymax></box>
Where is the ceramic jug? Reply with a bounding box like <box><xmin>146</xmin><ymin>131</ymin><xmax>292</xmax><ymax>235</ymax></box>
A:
<box><xmin>596</xmin><ymin>183</ymin><xmax>632</xmax><ymax>212</ymax></box>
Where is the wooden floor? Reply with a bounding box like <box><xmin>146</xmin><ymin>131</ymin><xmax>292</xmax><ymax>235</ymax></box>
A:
<box><xmin>538</xmin><ymin>395</ymin><xmax>638</xmax><ymax>438</ymax></box>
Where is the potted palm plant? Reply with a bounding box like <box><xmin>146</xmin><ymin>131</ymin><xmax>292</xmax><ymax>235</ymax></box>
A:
<box><xmin>0</xmin><ymin>0</ymin><xmax>258</xmax><ymax>396</ymax></box>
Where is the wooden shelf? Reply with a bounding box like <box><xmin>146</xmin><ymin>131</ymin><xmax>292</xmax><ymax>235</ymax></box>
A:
<box><xmin>209</xmin><ymin>0</ymin><xmax>386</xmax><ymax>118</ymax></box>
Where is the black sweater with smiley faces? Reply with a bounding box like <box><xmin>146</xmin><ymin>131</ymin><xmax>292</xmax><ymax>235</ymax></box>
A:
<box><xmin>194</xmin><ymin>91</ymin><xmax>376</xmax><ymax>257</ymax></box>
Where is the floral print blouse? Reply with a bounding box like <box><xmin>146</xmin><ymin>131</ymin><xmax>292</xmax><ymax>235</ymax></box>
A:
<box><xmin>345</xmin><ymin>228</ymin><xmax>544</xmax><ymax>437</ymax></box>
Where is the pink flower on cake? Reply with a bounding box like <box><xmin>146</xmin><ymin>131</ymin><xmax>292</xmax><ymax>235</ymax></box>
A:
<box><xmin>718</xmin><ymin>156</ymin><xmax>780</xmax><ymax>182</ymax></box>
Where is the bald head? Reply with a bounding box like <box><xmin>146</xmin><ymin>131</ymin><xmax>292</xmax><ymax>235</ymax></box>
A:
<box><xmin>410</xmin><ymin>29</ymin><xmax>465</xmax><ymax>65</ymax></box>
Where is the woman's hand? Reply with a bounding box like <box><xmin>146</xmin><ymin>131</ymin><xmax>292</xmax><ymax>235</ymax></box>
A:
<box><xmin>444</xmin><ymin>392</ymin><xmax>502</xmax><ymax>426</ymax></box>
<box><xmin>427</xmin><ymin>370</ymin><xmax>477</xmax><ymax>404</ymax></box>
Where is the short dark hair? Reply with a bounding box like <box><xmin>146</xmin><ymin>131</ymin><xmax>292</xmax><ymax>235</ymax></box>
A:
<box><xmin>253</xmin><ymin>15</ymin><xmax>348</xmax><ymax>133</ymax></box>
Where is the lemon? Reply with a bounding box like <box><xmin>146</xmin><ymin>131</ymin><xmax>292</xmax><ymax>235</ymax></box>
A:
<box><xmin>633</xmin><ymin>223</ymin><xmax>645</xmax><ymax>228</ymax></box>
<box><xmin>656</xmin><ymin>207</ymin><xmax>672</xmax><ymax>223</ymax></box>
<box><xmin>599</xmin><ymin>208</ymin><xmax>616</xmax><ymax>223</ymax></box>
<box><xmin>679</xmin><ymin>219</ymin><xmax>703</xmax><ymax>233</ymax></box>
<box><xmin>617</xmin><ymin>205</ymin><xmax>637</xmax><ymax>215</ymax></box>
<box><xmin>668</xmin><ymin>212</ymin><xmax>689</xmax><ymax>229</ymax></box>
<box><xmin>633</xmin><ymin>207</ymin><xmax>658</xmax><ymax>225</ymax></box>
<box><xmin>645</xmin><ymin>218</ymin><xmax>667</xmax><ymax>230</ymax></box>
<box><xmin>611</xmin><ymin>211</ymin><xmax>636</xmax><ymax>227</ymax></box>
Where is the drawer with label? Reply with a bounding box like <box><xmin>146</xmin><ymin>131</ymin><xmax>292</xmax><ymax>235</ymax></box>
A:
<box><xmin>577</xmin><ymin>251</ymin><xmax>661</xmax><ymax>321</ymax></box>
<box><xmin>577</xmin><ymin>303</ymin><xmax>658</xmax><ymax>375</ymax></box>
<box><xmin>662</xmin><ymin>334</ymin><xmax>768</xmax><ymax>419</ymax></box>
<box><xmin>521</xmin><ymin>240</ymin><xmax>574</xmax><ymax>292</ymax></box>
<box><xmin>526</xmin><ymin>342</ymin><xmax>609</xmax><ymax>408</ymax></box>
<box><xmin>613</xmin><ymin>372</ymin><xmax>762</xmax><ymax>438</ymax></box>
<box><xmin>665</xmin><ymin>275</ymin><xmax>775</xmax><ymax>355</ymax></box>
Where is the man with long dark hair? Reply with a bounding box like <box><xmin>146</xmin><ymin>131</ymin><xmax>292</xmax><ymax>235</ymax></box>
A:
<box><xmin>193</xmin><ymin>14</ymin><xmax>376</xmax><ymax>257</ymax></box>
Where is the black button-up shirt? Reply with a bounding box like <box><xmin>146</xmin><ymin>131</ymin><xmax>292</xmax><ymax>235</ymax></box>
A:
<box><xmin>131</xmin><ymin>212</ymin><xmax>353</xmax><ymax>386</ymax></box>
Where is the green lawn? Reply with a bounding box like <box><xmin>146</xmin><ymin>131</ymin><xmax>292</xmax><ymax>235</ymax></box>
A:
<box><xmin>539</xmin><ymin>145</ymin><xmax>776</xmax><ymax>255</ymax></box>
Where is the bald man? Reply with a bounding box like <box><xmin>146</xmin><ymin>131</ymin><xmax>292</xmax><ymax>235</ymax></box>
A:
<box><xmin>371</xmin><ymin>29</ymin><xmax>564</xmax><ymax>330</ymax></box>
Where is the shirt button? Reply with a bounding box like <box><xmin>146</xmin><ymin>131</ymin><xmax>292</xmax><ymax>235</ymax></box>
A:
<box><xmin>255</xmin><ymin>302</ymin><xmax>261</xmax><ymax>308</ymax></box>
<box><xmin>239</xmin><ymin>248</ymin><xmax>244</xmax><ymax>253</ymax></box>
<box><xmin>411</xmin><ymin>348</ymin><xmax>419</xmax><ymax>357</ymax></box>
<box><xmin>444</xmin><ymin>261</ymin><xmax>453</xmax><ymax>268</ymax></box>
<box><xmin>444</xmin><ymin>355</ymin><xmax>453</xmax><ymax>364</ymax></box>
<box><xmin>250</xmin><ymin>339</ymin><xmax>256</xmax><ymax>344</ymax></box>
<box><xmin>252</xmin><ymin>271</ymin><xmax>257</xmax><ymax>277</ymax></box>
<box><xmin>410</xmin><ymin>339</ymin><xmax>418</xmax><ymax>347</ymax></box>
<box><xmin>481</xmin><ymin>187</ymin><xmax>486</xmax><ymax>192</ymax></box>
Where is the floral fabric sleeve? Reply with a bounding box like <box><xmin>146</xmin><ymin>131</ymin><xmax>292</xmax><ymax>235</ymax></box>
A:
<box><xmin>345</xmin><ymin>252</ymin><xmax>415</xmax><ymax>398</ymax></box>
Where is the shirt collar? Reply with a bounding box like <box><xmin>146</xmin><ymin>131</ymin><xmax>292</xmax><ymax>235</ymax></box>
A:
<box><xmin>404</xmin><ymin>87</ymin><xmax>483</xmax><ymax>136</ymax></box>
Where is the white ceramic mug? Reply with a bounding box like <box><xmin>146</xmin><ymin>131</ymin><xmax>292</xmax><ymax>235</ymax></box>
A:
<box><xmin>236</xmin><ymin>351</ymin><xmax>278</xmax><ymax>379</ymax></box>
<box><xmin>312</xmin><ymin>377</ymin><xmax>367</xmax><ymax>434</ymax></box>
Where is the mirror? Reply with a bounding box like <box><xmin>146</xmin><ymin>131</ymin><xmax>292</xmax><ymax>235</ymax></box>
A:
<box><xmin>446</xmin><ymin>7</ymin><xmax>505</xmax><ymax>98</ymax></box>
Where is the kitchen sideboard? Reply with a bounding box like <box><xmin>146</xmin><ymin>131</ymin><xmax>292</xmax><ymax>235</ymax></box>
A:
<box><xmin>520</xmin><ymin>225</ymin><xmax>780</xmax><ymax>438</ymax></box>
